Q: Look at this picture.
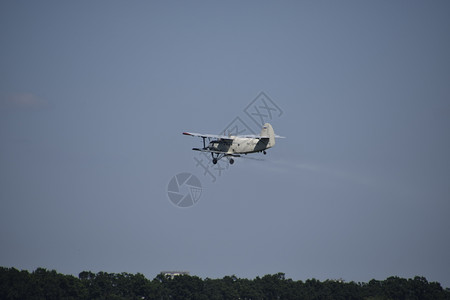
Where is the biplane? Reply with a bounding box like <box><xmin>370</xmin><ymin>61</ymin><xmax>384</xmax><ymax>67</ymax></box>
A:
<box><xmin>183</xmin><ymin>123</ymin><xmax>284</xmax><ymax>164</ymax></box>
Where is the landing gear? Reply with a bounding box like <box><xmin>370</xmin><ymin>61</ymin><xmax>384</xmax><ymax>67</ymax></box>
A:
<box><xmin>211</xmin><ymin>152</ymin><xmax>237</xmax><ymax>165</ymax></box>
<box><xmin>211</xmin><ymin>152</ymin><xmax>222</xmax><ymax>165</ymax></box>
<box><xmin>263</xmin><ymin>150</ymin><xmax>267</xmax><ymax>155</ymax></box>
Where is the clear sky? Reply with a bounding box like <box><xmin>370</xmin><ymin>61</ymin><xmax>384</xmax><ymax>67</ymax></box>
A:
<box><xmin>1</xmin><ymin>0</ymin><xmax>450</xmax><ymax>287</ymax></box>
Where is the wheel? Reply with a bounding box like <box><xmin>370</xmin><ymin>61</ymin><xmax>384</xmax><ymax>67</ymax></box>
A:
<box><xmin>212</xmin><ymin>158</ymin><xmax>217</xmax><ymax>164</ymax></box>
<box><xmin>229</xmin><ymin>158</ymin><xmax>234</xmax><ymax>165</ymax></box>
<box><xmin>263</xmin><ymin>151</ymin><xmax>267</xmax><ymax>155</ymax></box>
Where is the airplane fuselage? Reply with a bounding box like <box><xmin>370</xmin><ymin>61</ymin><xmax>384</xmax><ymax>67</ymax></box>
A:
<box><xmin>208</xmin><ymin>137</ymin><xmax>271</xmax><ymax>154</ymax></box>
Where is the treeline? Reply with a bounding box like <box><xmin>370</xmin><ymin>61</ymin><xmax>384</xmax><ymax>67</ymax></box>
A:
<box><xmin>1</xmin><ymin>267</ymin><xmax>449</xmax><ymax>300</ymax></box>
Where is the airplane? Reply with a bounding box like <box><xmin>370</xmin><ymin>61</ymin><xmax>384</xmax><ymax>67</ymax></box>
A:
<box><xmin>183</xmin><ymin>123</ymin><xmax>284</xmax><ymax>165</ymax></box>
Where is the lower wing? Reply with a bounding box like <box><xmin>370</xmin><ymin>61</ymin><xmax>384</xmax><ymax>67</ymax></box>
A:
<box><xmin>192</xmin><ymin>148</ymin><xmax>240</xmax><ymax>157</ymax></box>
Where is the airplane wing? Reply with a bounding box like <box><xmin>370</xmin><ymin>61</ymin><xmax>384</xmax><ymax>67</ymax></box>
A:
<box><xmin>182</xmin><ymin>132</ymin><xmax>233</xmax><ymax>140</ymax></box>
<box><xmin>238</xmin><ymin>134</ymin><xmax>269</xmax><ymax>139</ymax></box>
<box><xmin>237</xmin><ymin>134</ymin><xmax>286</xmax><ymax>139</ymax></box>
<box><xmin>192</xmin><ymin>148</ymin><xmax>241</xmax><ymax>157</ymax></box>
<box><xmin>183</xmin><ymin>132</ymin><xmax>285</xmax><ymax>139</ymax></box>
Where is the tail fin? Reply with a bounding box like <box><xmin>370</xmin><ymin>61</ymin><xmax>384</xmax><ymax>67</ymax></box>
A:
<box><xmin>260</xmin><ymin>123</ymin><xmax>275</xmax><ymax>148</ymax></box>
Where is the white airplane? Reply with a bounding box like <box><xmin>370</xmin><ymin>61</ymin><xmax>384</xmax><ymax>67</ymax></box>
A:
<box><xmin>183</xmin><ymin>123</ymin><xmax>284</xmax><ymax>164</ymax></box>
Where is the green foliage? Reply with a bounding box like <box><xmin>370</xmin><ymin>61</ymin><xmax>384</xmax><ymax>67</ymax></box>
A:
<box><xmin>1</xmin><ymin>266</ymin><xmax>449</xmax><ymax>300</ymax></box>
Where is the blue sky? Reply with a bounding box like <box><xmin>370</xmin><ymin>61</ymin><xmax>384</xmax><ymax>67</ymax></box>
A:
<box><xmin>1</xmin><ymin>0</ymin><xmax>450</xmax><ymax>287</ymax></box>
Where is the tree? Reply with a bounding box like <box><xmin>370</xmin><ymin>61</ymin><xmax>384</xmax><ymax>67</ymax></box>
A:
<box><xmin>1</xmin><ymin>266</ymin><xmax>450</xmax><ymax>300</ymax></box>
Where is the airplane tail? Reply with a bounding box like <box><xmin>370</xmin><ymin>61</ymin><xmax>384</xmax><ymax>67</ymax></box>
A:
<box><xmin>260</xmin><ymin>123</ymin><xmax>275</xmax><ymax>148</ymax></box>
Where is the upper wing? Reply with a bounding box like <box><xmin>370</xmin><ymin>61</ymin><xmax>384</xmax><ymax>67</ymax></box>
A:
<box><xmin>237</xmin><ymin>134</ymin><xmax>286</xmax><ymax>139</ymax></box>
<box><xmin>238</xmin><ymin>134</ymin><xmax>269</xmax><ymax>139</ymax></box>
<box><xmin>183</xmin><ymin>132</ymin><xmax>233</xmax><ymax>140</ymax></box>
<box><xmin>183</xmin><ymin>132</ymin><xmax>285</xmax><ymax>139</ymax></box>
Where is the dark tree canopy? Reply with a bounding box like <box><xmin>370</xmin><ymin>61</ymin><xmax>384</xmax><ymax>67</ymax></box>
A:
<box><xmin>0</xmin><ymin>267</ymin><xmax>449</xmax><ymax>300</ymax></box>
